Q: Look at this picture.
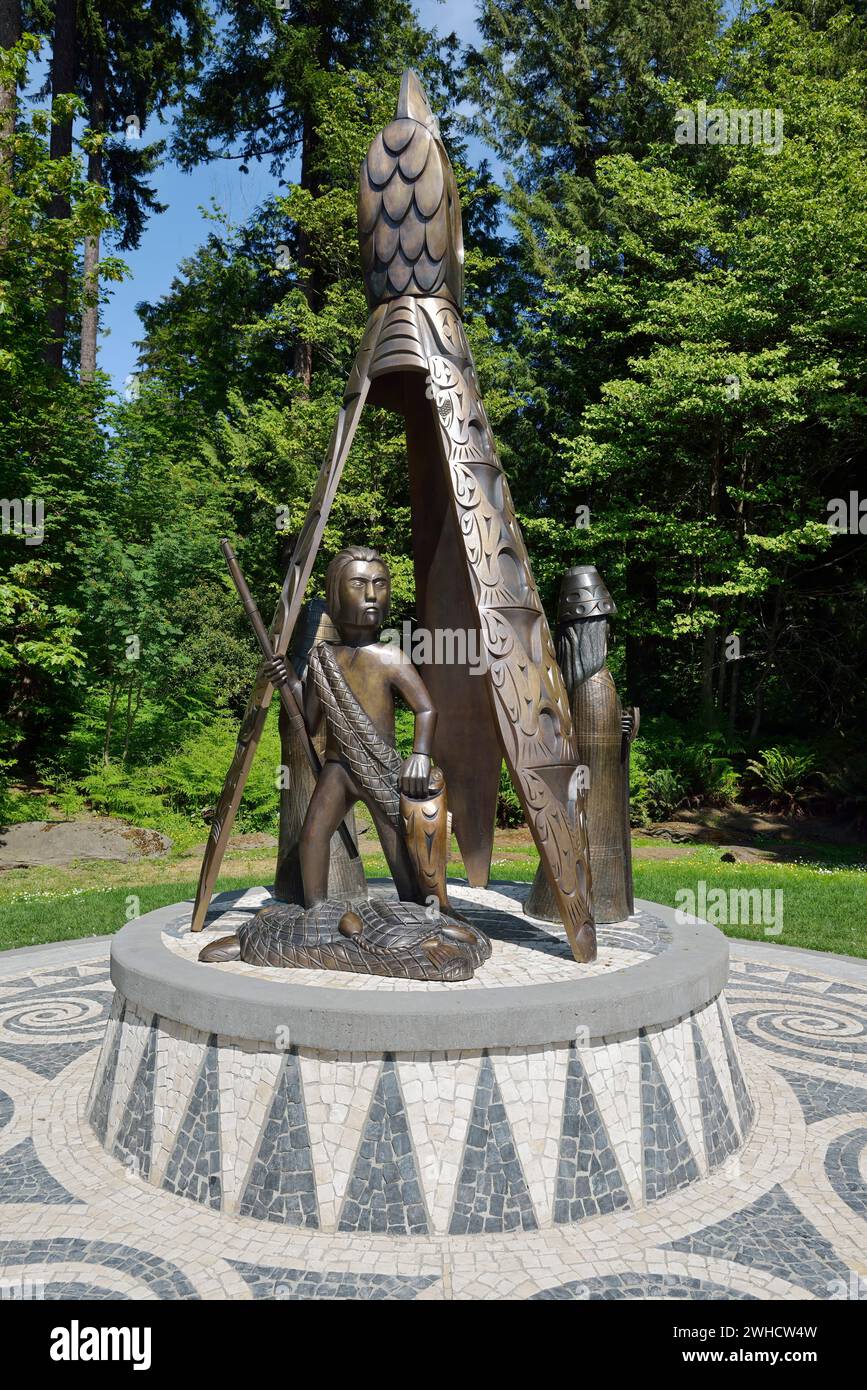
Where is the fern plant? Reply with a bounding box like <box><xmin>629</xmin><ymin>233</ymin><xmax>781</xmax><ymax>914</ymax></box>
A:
<box><xmin>746</xmin><ymin>747</ymin><xmax>819</xmax><ymax>815</ymax></box>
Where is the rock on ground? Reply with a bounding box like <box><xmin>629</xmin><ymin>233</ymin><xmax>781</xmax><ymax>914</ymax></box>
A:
<box><xmin>0</xmin><ymin>818</ymin><xmax>171</xmax><ymax>868</ymax></box>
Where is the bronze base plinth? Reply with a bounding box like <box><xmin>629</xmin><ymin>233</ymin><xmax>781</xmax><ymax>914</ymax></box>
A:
<box><xmin>198</xmin><ymin>896</ymin><xmax>491</xmax><ymax>982</ymax></box>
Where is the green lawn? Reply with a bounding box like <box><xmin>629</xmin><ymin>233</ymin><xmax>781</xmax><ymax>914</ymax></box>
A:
<box><xmin>1</xmin><ymin>843</ymin><xmax>864</xmax><ymax>959</ymax></box>
<box><xmin>632</xmin><ymin>851</ymin><xmax>867</xmax><ymax>958</ymax></box>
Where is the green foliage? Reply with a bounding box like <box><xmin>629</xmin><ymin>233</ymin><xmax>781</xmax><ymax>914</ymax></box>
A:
<box><xmin>78</xmin><ymin>709</ymin><xmax>282</xmax><ymax>839</ymax></box>
<box><xmin>745</xmin><ymin>746</ymin><xmax>820</xmax><ymax>815</ymax></box>
<box><xmin>2</xmin><ymin>2</ymin><xmax>866</xmax><ymax>863</ymax></box>
<box><xmin>630</xmin><ymin>720</ymin><xmax>742</xmax><ymax>822</ymax></box>
<box><xmin>496</xmin><ymin>764</ymin><xmax>525</xmax><ymax>828</ymax></box>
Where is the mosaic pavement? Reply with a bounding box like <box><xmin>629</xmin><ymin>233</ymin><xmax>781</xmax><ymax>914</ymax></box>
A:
<box><xmin>0</xmin><ymin>884</ymin><xmax>865</xmax><ymax>1301</ymax></box>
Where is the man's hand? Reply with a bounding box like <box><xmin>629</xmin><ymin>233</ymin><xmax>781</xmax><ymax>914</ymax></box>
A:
<box><xmin>400</xmin><ymin>753</ymin><xmax>431</xmax><ymax>799</ymax></box>
<box><xmin>264</xmin><ymin>655</ymin><xmax>302</xmax><ymax>703</ymax></box>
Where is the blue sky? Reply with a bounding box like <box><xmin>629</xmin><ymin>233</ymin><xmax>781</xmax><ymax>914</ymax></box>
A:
<box><xmin>95</xmin><ymin>0</ymin><xmax>486</xmax><ymax>394</ymax></box>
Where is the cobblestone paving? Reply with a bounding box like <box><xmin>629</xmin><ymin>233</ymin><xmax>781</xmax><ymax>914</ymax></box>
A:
<box><xmin>0</xmin><ymin>890</ymin><xmax>865</xmax><ymax>1302</ymax></box>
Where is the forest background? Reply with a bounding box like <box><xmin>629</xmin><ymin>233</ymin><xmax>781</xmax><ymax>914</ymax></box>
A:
<box><xmin>1</xmin><ymin>0</ymin><xmax>865</xmax><ymax>849</ymax></box>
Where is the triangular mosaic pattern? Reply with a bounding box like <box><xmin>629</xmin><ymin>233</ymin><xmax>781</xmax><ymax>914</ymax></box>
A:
<box><xmin>111</xmin><ymin>1015</ymin><xmax>157</xmax><ymax>1181</ymax></box>
<box><xmin>775</xmin><ymin>1068</ymin><xmax>867</xmax><ymax>1127</ymax></box>
<box><xmin>690</xmin><ymin>1017</ymin><xmax>739</xmax><ymax>1170</ymax></box>
<box><xmin>449</xmin><ymin>1053</ymin><xmax>538</xmax><ymax>1234</ymax></box>
<box><xmin>666</xmin><ymin>1184</ymin><xmax>863</xmax><ymax>1299</ymax></box>
<box><xmin>398</xmin><ymin>1052</ymin><xmax>481</xmax><ymax>1233</ymax></box>
<box><xmin>718</xmin><ymin>1000</ymin><xmax>755</xmax><ymax>1134</ymax></box>
<box><xmin>639</xmin><ymin>1029</ymin><xmax>700</xmax><ymax>1201</ymax></box>
<box><xmin>162</xmin><ymin>1035</ymin><xmax>222</xmax><ymax>1211</ymax></box>
<box><xmin>228</xmin><ymin>1258</ymin><xmax>439</xmax><ymax>1301</ymax></box>
<box><xmin>105</xmin><ymin>1003</ymin><xmax>153</xmax><ymax>1142</ymax></box>
<box><xmin>493</xmin><ymin>1045</ymin><xmax>570</xmax><ymax>1223</ymax></box>
<box><xmin>580</xmin><ymin>1032</ymin><xmax>642</xmax><ymax>1206</ymax></box>
<box><xmin>0</xmin><ymin>1040</ymin><xmax>98</xmax><ymax>1082</ymax></box>
<box><xmin>553</xmin><ymin>1046</ymin><xmax>631</xmax><ymax>1223</ymax></box>
<box><xmin>0</xmin><ymin>1138</ymin><xmax>81</xmax><ymax>1205</ymax></box>
<box><xmin>298</xmin><ymin>1051</ymin><xmax>380</xmax><ymax>1230</ymax></box>
<box><xmin>338</xmin><ymin>1057</ymin><xmax>428</xmax><ymax>1235</ymax></box>
<box><xmin>238</xmin><ymin>1050</ymin><xmax>318</xmax><ymax>1227</ymax></box>
<box><xmin>86</xmin><ymin>998</ymin><xmax>124</xmax><ymax>1145</ymax></box>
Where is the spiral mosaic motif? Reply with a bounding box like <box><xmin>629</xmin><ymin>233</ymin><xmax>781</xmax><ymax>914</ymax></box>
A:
<box><xmin>0</xmin><ymin>995</ymin><xmax>105</xmax><ymax>1039</ymax></box>
<box><xmin>1</xmin><ymin>899</ymin><xmax>866</xmax><ymax>1301</ymax></box>
<box><xmin>731</xmin><ymin>1003</ymin><xmax>866</xmax><ymax>1070</ymax></box>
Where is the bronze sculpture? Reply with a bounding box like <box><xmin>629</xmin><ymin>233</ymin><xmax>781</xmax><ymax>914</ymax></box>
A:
<box><xmin>525</xmin><ymin>567</ymin><xmax>638</xmax><ymax>925</ymax></box>
<box><xmin>200</xmin><ymin>548</ymin><xmax>491</xmax><ymax>981</ymax></box>
<box><xmin>274</xmin><ymin>598</ymin><xmax>366</xmax><ymax>904</ymax></box>
<box><xmin>192</xmin><ymin>70</ymin><xmax>597</xmax><ymax>964</ymax></box>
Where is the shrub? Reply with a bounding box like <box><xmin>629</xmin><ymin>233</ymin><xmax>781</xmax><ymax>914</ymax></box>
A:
<box><xmin>78</xmin><ymin>710</ymin><xmax>283</xmax><ymax>837</ymax></box>
<box><xmin>629</xmin><ymin>720</ymin><xmax>741</xmax><ymax>822</ymax></box>
<box><xmin>496</xmin><ymin>763</ymin><xmax>525</xmax><ymax>827</ymax></box>
<box><xmin>745</xmin><ymin>747</ymin><xmax>821</xmax><ymax>816</ymax></box>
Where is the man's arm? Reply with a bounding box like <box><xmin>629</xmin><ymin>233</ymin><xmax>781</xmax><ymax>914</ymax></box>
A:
<box><xmin>263</xmin><ymin>655</ymin><xmax>323</xmax><ymax>736</ymax></box>
<box><xmin>391</xmin><ymin>658</ymin><xmax>437</xmax><ymax>798</ymax></box>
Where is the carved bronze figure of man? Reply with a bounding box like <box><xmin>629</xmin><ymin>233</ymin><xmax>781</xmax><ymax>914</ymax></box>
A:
<box><xmin>265</xmin><ymin>545</ymin><xmax>435</xmax><ymax>906</ymax></box>
<box><xmin>525</xmin><ymin>567</ymin><xmax>638</xmax><ymax>925</ymax></box>
<box><xmin>199</xmin><ymin>547</ymin><xmax>490</xmax><ymax>980</ymax></box>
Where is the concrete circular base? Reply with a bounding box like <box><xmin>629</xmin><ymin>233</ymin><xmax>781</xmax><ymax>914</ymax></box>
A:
<box><xmin>86</xmin><ymin>884</ymin><xmax>754</xmax><ymax>1235</ymax></box>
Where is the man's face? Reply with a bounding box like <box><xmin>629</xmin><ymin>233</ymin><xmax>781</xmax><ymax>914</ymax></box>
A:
<box><xmin>337</xmin><ymin>560</ymin><xmax>390</xmax><ymax>630</ymax></box>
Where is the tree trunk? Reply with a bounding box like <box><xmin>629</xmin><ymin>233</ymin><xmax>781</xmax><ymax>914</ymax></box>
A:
<box><xmin>749</xmin><ymin>578</ymin><xmax>785</xmax><ymax>745</ymax></box>
<box><xmin>79</xmin><ymin>50</ymin><xmax>105</xmax><ymax>380</ymax></box>
<box><xmin>274</xmin><ymin>600</ymin><xmax>366</xmax><ymax>903</ymax></box>
<box><xmin>624</xmin><ymin>556</ymin><xmax>658</xmax><ymax>710</ymax></box>
<box><xmin>716</xmin><ymin>629</ymin><xmax>727</xmax><ymax>708</ymax></box>
<box><xmin>701</xmin><ymin>424</ymin><xmax>724</xmax><ymax>726</ymax></box>
<box><xmin>700</xmin><ymin>628</ymin><xmax>716</xmax><ymax>725</ymax></box>
<box><xmin>103</xmin><ymin>679</ymin><xmax>118</xmax><ymax>764</ymax></box>
<box><xmin>728</xmin><ymin>648</ymin><xmax>740</xmax><ymax>731</ymax></box>
<box><xmin>45</xmin><ymin>0</ymin><xmax>77</xmax><ymax>371</ymax></box>
<box><xmin>0</xmin><ymin>0</ymin><xmax>20</xmax><ymax>226</ymax></box>
<box><xmin>292</xmin><ymin>107</ymin><xmax>315</xmax><ymax>394</ymax></box>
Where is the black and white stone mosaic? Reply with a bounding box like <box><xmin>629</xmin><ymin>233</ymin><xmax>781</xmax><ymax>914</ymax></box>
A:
<box><xmin>228</xmin><ymin>1258</ymin><xmax>439</xmax><ymax>1300</ymax></box>
<box><xmin>0</xmin><ymin>1139</ymin><xmax>81</xmax><ymax>1206</ymax></box>
<box><xmin>665</xmin><ymin>1184</ymin><xmax>865</xmax><ymax>1301</ymax></box>
<box><xmin>111</xmin><ymin>1016</ymin><xmax>157</xmax><ymax>1182</ymax></box>
<box><xmin>0</xmin><ymin>1238</ymin><xmax>199</xmax><ymax>1300</ymax></box>
<box><xmin>719</xmin><ymin>1002</ymin><xmax>756</xmax><ymax>1132</ymax></box>
<box><xmin>1</xmin><ymin>887</ymin><xmax>866</xmax><ymax>1300</ymax></box>
<box><xmin>531</xmin><ymin>1273</ymin><xmax>758</xmax><ymax>1300</ymax></box>
<box><xmin>776</xmin><ymin>1069</ymin><xmax>867</xmax><ymax>1126</ymax></box>
<box><xmin>553</xmin><ymin>1047</ymin><xmax>631</xmax><ymax>1224</ymax></box>
<box><xmin>449</xmin><ymin>1053</ymin><xmax>538</xmax><ymax>1235</ymax></box>
<box><xmin>640</xmin><ymin>1030</ymin><xmax>700</xmax><ymax>1201</ymax></box>
<box><xmin>338</xmin><ymin>1057</ymin><xmax>428</xmax><ymax>1236</ymax></box>
<box><xmin>691</xmin><ymin>1017</ymin><xmax>739</xmax><ymax>1170</ymax></box>
<box><xmin>824</xmin><ymin>1129</ymin><xmax>867</xmax><ymax>1220</ymax></box>
<box><xmin>238</xmin><ymin>1050</ymin><xmax>318</xmax><ymax>1228</ymax></box>
<box><xmin>162</xmin><ymin>1036</ymin><xmax>222</xmax><ymax>1211</ymax></box>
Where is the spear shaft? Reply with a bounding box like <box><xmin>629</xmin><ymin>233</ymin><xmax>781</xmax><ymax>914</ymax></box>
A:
<box><xmin>220</xmin><ymin>539</ymin><xmax>359</xmax><ymax>862</ymax></box>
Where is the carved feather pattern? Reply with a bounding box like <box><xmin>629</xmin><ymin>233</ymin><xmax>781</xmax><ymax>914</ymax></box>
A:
<box><xmin>358</xmin><ymin>90</ymin><xmax>463</xmax><ymax>310</ymax></box>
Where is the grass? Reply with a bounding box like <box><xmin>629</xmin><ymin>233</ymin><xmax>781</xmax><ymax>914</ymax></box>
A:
<box><xmin>1</xmin><ymin>838</ymin><xmax>865</xmax><ymax>958</ymax></box>
<box><xmin>632</xmin><ymin>849</ymin><xmax>867</xmax><ymax>958</ymax></box>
